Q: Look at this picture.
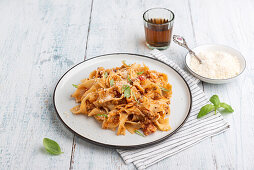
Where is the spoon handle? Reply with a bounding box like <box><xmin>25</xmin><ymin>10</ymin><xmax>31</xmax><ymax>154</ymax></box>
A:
<box><xmin>173</xmin><ymin>35</ymin><xmax>202</xmax><ymax>64</ymax></box>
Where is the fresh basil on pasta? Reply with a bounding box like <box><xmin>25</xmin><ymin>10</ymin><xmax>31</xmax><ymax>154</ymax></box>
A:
<box><xmin>71</xmin><ymin>61</ymin><xmax>172</xmax><ymax>136</ymax></box>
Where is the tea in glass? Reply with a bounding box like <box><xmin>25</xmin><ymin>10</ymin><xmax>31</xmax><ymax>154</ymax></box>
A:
<box><xmin>143</xmin><ymin>8</ymin><xmax>174</xmax><ymax>50</ymax></box>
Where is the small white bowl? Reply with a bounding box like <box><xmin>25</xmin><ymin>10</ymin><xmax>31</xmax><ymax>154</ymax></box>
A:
<box><xmin>185</xmin><ymin>44</ymin><xmax>246</xmax><ymax>84</ymax></box>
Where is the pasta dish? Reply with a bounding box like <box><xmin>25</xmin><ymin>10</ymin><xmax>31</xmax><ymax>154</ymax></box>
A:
<box><xmin>71</xmin><ymin>61</ymin><xmax>172</xmax><ymax>136</ymax></box>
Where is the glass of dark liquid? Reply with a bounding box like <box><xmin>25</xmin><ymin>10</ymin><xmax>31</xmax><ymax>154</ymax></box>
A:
<box><xmin>143</xmin><ymin>8</ymin><xmax>174</xmax><ymax>50</ymax></box>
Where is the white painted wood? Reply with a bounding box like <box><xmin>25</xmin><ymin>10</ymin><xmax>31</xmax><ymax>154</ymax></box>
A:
<box><xmin>189</xmin><ymin>0</ymin><xmax>254</xmax><ymax>169</ymax></box>
<box><xmin>0</xmin><ymin>0</ymin><xmax>92</xmax><ymax>169</ymax></box>
<box><xmin>1</xmin><ymin>0</ymin><xmax>254</xmax><ymax>169</ymax></box>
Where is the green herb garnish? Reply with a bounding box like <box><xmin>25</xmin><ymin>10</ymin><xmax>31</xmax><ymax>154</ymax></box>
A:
<box><xmin>132</xmin><ymin>90</ymin><xmax>140</xmax><ymax>103</ymax></box>
<box><xmin>72</xmin><ymin>84</ymin><xmax>78</xmax><ymax>88</ymax></box>
<box><xmin>43</xmin><ymin>138</ymin><xmax>63</xmax><ymax>155</ymax></box>
<box><xmin>110</xmin><ymin>79</ymin><xmax>114</xmax><ymax>87</ymax></box>
<box><xmin>197</xmin><ymin>104</ymin><xmax>215</xmax><ymax>118</ymax></box>
<box><xmin>127</xmin><ymin>75</ymin><xmax>132</xmax><ymax>83</ymax></box>
<box><xmin>134</xmin><ymin>130</ymin><xmax>145</xmax><ymax>137</ymax></box>
<box><xmin>104</xmin><ymin>72</ymin><xmax>108</xmax><ymax>78</ymax></box>
<box><xmin>159</xmin><ymin>86</ymin><xmax>169</xmax><ymax>92</ymax></box>
<box><xmin>96</xmin><ymin>114</ymin><xmax>108</xmax><ymax>118</ymax></box>
<box><xmin>209</xmin><ymin>95</ymin><xmax>220</xmax><ymax>113</ymax></box>
<box><xmin>197</xmin><ymin>95</ymin><xmax>234</xmax><ymax>118</ymax></box>
<box><xmin>122</xmin><ymin>60</ymin><xmax>130</xmax><ymax>66</ymax></box>
<box><xmin>137</xmin><ymin>71</ymin><xmax>144</xmax><ymax>75</ymax></box>
<box><xmin>220</xmin><ymin>103</ymin><xmax>234</xmax><ymax>112</ymax></box>
<box><xmin>122</xmin><ymin>85</ymin><xmax>131</xmax><ymax>98</ymax></box>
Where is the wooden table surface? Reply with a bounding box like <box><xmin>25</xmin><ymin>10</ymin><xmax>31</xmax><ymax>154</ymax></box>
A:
<box><xmin>1</xmin><ymin>0</ymin><xmax>253</xmax><ymax>169</ymax></box>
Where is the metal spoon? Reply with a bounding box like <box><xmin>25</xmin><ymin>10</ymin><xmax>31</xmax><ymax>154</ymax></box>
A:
<box><xmin>173</xmin><ymin>35</ymin><xmax>202</xmax><ymax>64</ymax></box>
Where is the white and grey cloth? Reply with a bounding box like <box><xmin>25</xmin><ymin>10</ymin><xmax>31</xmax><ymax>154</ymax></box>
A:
<box><xmin>117</xmin><ymin>49</ymin><xmax>230</xmax><ymax>170</ymax></box>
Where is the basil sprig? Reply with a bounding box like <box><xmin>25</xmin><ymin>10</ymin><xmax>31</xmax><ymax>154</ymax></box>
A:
<box><xmin>96</xmin><ymin>114</ymin><xmax>108</xmax><ymax>118</ymax></box>
<box><xmin>209</xmin><ymin>95</ymin><xmax>220</xmax><ymax>113</ymax></box>
<box><xmin>131</xmin><ymin>90</ymin><xmax>140</xmax><ymax>104</ymax></box>
<box><xmin>197</xmin><ymin>104</ymin><xmax>214</xmax><ymax>118</ymax></box>
<box><xmin>197</xmin><ymin>95</ymin><xmax>234</xmax><ymax>118</ymax></box>
<box><xmin>43</xmin><ymin>138</ymin><xmax>63</xmax><ymax>155</ymax></box>
<box><xmin>127</xmin><ymin>75</ymin><xmax>132</xmax><ymax>83</ymax></box>
<box><xmin>110</xmin><ymin>79</ymin><xmax>114</xmax><ymax>87</ymax></box>
<box><xmin>220</xmin><ymin>103</ymin><xmax>234</xmax><ymax>112</ymax></box>
<box><xmin>122</xmin><ymin>60</ymin><xmax>130</xmax><ymax>66</ymax></box>
<box><xmin>137</xmin><ymin>71</ymin><xmax>144</xmax><ymax>75</ymax></box>
<box><xmin>134</xmin><ymin>130</ymin><xmax>145</xmax><ymax>137</ymax></box>
<box><xmin>159</xmin><ymin>86</ymin><xmax>169</xmax><ymax>92</ymax></box>
<box><xmin>104</xmin><ymin>72</ymin><xmax>108</xmax><ymax>78</ymax></box>
<box><xmin>72</xmin><ymin>84</ymin><xmax>78</xmax><ymax>88</ymax></box>
<box><xmin>122</xmin><ymin>85</ymin><xmax>131</xmax><ymax>98</ymax></box>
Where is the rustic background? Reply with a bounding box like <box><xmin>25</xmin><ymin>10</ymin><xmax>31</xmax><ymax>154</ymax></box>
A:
<box><xmin>0</xmin><ymin>0</ymin><xmax>253</xmax><ymax>169</ymax></box>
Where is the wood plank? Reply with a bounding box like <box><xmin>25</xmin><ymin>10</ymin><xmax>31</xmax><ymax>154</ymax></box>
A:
<box><xmin>0</xmin><ymin>0</ymin><xmax>92</xmax><ymax>169</ymax></box>
<box><xmin>71</xmin><ymin>0</ymin><xmax>217</xmax><ymax>169</ymax></box>
<box><xmin>189</xmin><ymin>0</ymin><xmax>254</xmax><ymax>169</ymax></box>
<box><xmin>1</xmin><ymin>0</ymin><xmax>252</xmax><ymax>169</ymax></box>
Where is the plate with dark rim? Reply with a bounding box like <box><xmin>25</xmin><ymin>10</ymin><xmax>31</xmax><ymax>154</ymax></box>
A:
<box><xmin>53</xmin><ymin>53</ymin><xmax>192</xmax><ymax>149</ymax></box>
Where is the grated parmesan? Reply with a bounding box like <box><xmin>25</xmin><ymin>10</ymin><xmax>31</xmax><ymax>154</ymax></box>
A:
<box><xmin>189</xmin><ymin>50</ymin><xmax>241</xmax><ymax>79</ymax></box>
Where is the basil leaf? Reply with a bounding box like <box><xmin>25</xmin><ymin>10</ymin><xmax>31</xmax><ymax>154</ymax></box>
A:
<box><xmin>122</xmin><ymin>85</ymin><xmax>131</xmax><ymax>98</ymax></box>
<box><xmin>137</xmin><ymin>71</ymin><xmax>144</xmax><ymax>75</ymax></box>
<box><xmin>122</xmin><ymin>60</ymin><xmax>130</xmax><ymax>66</ymax></box>
<box><xmin>43</xmin><ymin>138</ymin><xmax>63</xmax><ymax>155</ymax></box>
<box><xmin>104</xmin><ymin>72</ymin><xmax>108</xmax><ymax>78</ymax></box>
<box><xmin>198</xmin><ymin>94</ymin><xmax>234</xmax><ymax>119</ymax></box>
<box><xmin>72</xmin><ymin>84</ymin><xmax>78</xmax><ymax>88</ymax></box>
<box><xmin>96</xmin><ymin>114</ymin><xmax>108</xmax><ymax>118</ymax></box>
<box><xmin>220</xmin><ymin>103</ymin><xmax>234</xmax><ymax>113</ymax></box>
<box><xmin>209</xmin><ymin>95</ymin><xmax>220</xmax><ymax>107</ymax></box>
<box><xmin>127</xmin><ymin>75</ymin><xmax>132</xmax><ymax>83</ymax></box>
<box><xmin>197</xmin><ymin>104</ymin><xmax>215</xmax><ymax>118</ymax></box>
<box><xmin>159</xmin><ymin>86</ymin><xmax>169</xmax><ymax>92</ymax></box>
<box><xmin>132</xmin><ymin>90</ymin><xmax>140</xmax><ymax>103</ymax></box>
<box><xmin>134</xmin><ymin>130</ymin><xmax>145</xmax><ymax>137</ymax></box>
<box><xmin>110</xmin><ymin>79</ymin><xmax>114</xmax><ymax>87</ymax></box>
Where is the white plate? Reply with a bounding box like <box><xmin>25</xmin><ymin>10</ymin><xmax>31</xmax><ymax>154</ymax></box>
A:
<box><xmin>53</xmin><ymin>53</ymin><xmax>192</xmax><ymax>149</ymax></box>
<box><xmin>185</xmin><ymin>44</ymin><xmax>246</xmax><ymax>84</ymax></box>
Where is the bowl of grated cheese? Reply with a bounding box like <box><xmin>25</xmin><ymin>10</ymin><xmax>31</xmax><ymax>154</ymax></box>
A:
<box><xmin>185</xmin><ymin>44</ymin><xmax>246</xmax><ymax>84</ymax></box>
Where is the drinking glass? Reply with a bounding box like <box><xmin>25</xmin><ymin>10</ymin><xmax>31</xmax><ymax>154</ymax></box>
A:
<box><xmin>143</xmin><ymin>8</ymin><xmax>175</xmax><ymax>50</ymax></box>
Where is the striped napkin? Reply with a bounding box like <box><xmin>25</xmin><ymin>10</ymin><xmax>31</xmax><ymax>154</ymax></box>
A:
<box><xmin>117</xmin><ymin>49</ymin><xmax>230</xmax><ymax>170</ymax></box>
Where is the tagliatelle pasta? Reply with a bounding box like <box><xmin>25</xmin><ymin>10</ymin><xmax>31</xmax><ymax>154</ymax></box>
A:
<box><xmin>71</xmin><ymin>61</ymin><xmax>172</xmax><ymax>136</ymax></box>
